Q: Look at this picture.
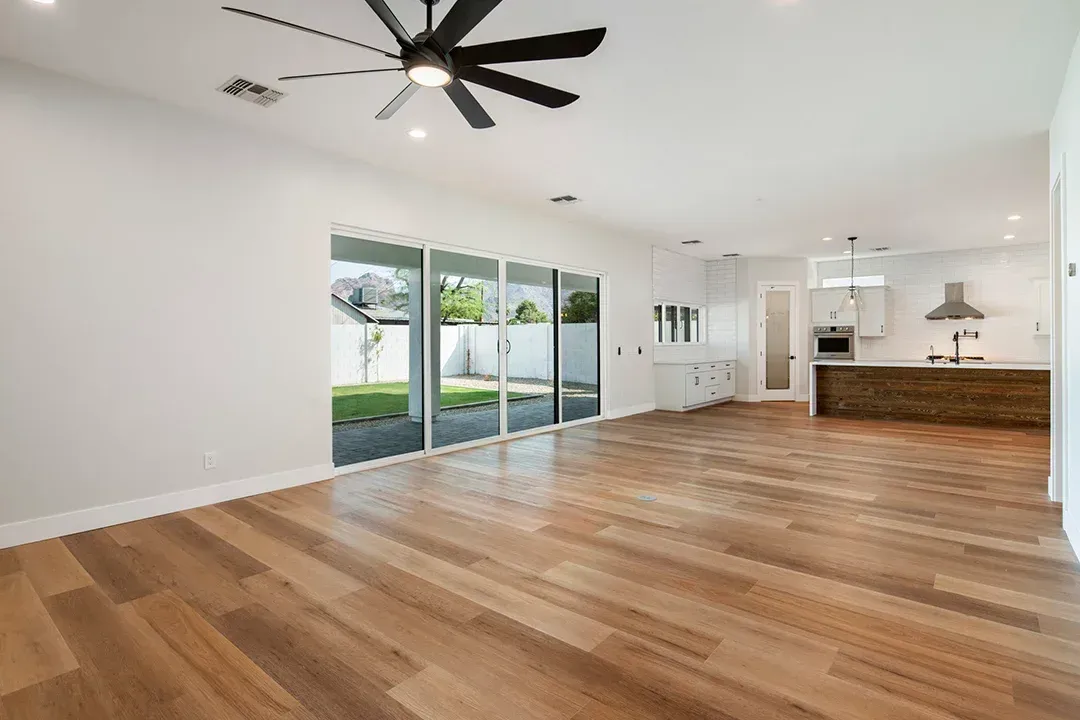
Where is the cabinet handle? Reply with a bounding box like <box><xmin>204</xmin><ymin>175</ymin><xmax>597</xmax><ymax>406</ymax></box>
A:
<box><xmin>1037</xmin><ymin>321</ymin><xmax>1040</xmax><ymax>332</ymax></box>
<box><xmin>726</xmin><ymin>372</ymin><xmax>731</xmax><ymax>380</ymax></box>
<box><xmin>881</xmin><ymin>324</ymin><xmax>884</xmax><ymax>334</ymax></box>
<box><xmin>695</xmin><ymin>377</ymin><xmax>700</xmax><ymax>386</ymax></box>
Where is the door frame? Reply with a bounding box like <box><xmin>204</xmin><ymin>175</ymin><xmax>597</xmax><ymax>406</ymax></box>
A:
<box><xmin>1051</xmin><ymin>158</ymin><xmax>1068</xmax><ymax>505</ymax></box>
<box><xmin>756</xmin><ymin>282</ymin><xmax>799</xmax><ymax>402</ymax></box>
<box><xmin>330</xmin><ymin>223</ymin><xmax>608</xmax><ymax>475</ymax></box>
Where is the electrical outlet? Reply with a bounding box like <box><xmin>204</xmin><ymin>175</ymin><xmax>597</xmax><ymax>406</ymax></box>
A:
<box><xmin>203</xmin><ymin>451</ymin><xmax>218</xmax><ymax>470</ymax></box>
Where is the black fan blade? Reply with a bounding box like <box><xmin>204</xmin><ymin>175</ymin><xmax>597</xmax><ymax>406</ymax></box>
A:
<box><xmin>363</xmin><ymin>0</ymin><xmax>415</xmax><ymax>49</ymax></box>
<box><xmin>376</xmin><ymin>83</ymin><xmax>421</xmax><ymax>120</ymax></box>
<box><xmin>458</xmin><ymin>66</ymin><xmax>577</xmax><ymax>108</ymax></box>
<box><xmin>453</xmin><ymin>27</ymin><xmax>606</xmax><ymax>67</ymax></box>
<box><xmin>444</xmin><ymin>80</ymin><xmax>495</xmax><ymax>129</ymax></box>
<box><xmin>429</xmin><ymin>0</ymin><xmax>503</xmax><ymax>52</ymax></box>
<box><xmin>280</xmin><ymin>68</ymin><xmax>403</xmax><ymax>81</ymax></box>
<box><xmin>221</xmin><ymin>7</ymin><xmax>399</xmax><ymax>59</ymax></box>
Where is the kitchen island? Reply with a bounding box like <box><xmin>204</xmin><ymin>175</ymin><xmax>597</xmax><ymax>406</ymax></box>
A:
<box><xmin>810</xmin><ymin>360</ymin><xmax>1050</xmax><ymax>429</ymax></box>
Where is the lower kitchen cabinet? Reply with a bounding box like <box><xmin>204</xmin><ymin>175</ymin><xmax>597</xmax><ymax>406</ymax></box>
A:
<box><xmin>655</xmin><ymin>360</ymin><xmax>736</xmax><ymax>411</ymax></box>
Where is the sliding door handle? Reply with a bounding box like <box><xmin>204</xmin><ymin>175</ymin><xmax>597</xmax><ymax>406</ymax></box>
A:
<box><xmin>789</xmin><ymin>356</ymin><xmax>796</xmax><ymax>360</ymax></box>
<box><xmin>505</xmin><ymin>339</ymin><xmax>512</xmax><ymax>354</ymax></box>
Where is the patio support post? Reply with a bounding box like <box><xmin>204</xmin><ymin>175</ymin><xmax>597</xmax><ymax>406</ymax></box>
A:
<box><xmin>408</xmin><ymin>267</ymin><xmax>425</xmax><ymax>423</ymax></box>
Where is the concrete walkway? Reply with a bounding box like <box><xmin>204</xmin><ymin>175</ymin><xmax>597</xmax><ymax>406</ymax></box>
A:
<box><xmin>332</xmin><ymin>396</ymin><xmax>600</xmax><ymax>466</ymax></box>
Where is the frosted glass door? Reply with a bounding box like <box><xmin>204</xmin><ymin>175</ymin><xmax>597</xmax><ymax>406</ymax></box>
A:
<box><xmin>760</xmin><ymin>285</ymin><xmax>797</xmax><ymax>401</ymax></box>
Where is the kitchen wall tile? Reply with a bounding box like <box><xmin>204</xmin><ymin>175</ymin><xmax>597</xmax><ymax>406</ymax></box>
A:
<box><xmin>817</xmin><ymin>243</ymin><xmax>1050</xmax><ymax>363</ymax></box>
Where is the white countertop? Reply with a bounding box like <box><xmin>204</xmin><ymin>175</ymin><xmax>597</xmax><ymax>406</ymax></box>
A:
<box><xmin>654</xmin><ymin>359</ymin><xmax>734</xmax><ymax>366</ymax></box>
<box><xmin>812</xmin><ymin>359</ymin><xmax>1050</xmax><ymax>371</ymax></box>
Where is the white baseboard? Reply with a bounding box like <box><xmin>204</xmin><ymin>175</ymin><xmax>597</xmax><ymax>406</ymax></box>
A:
<box><xmin>734</xmin><ymin>394</ymin><xmax>759</xmax><ymax>403</ymax></box>
<box><xmin>607</xmin><ymin>402</ymin><xmax>656</xmax><ymax>420</ymax></box>
<box><xmin>0</xmin><ymin>463</ymin><xmax>334</xmax><ymax>550</ymax></box>
<box><xmin>797</xmin><ymin>393</ymin><xmax>810</xmax><ymax>402</ymax></box>
<box><xmin>1065</xmin><ymin>507</ymin><xmax>1080</xmax><ymax>564</ymax></box>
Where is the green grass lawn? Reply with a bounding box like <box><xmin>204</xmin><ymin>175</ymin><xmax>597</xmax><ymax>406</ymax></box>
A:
<box><xmin>332</xmin><ymin>382</ymin><xmax>525</xmax><ymax>421</ymax></box>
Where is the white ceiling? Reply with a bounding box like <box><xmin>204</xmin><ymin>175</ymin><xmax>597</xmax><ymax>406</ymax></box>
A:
<box><xmin>3</xmin><ymin>0</ymin><xmax>1078</xmax><ymax>259</ymax></box>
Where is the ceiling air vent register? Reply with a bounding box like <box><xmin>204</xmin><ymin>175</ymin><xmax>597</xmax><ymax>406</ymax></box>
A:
<box><xmin>681</xmin><ymin>240</ymin><xmax>703</xmax><ymax>245</ymax></box>
<box><xmin>216</xmin><ymin>76</ymin><xmax>287</xmax><ymax>108</ymax></box>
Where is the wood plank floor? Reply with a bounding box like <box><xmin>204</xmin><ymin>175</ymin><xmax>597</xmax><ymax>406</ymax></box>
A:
<box><xmin>2</xmin><ymin>402</ymin><xmax>1079</xmax><ymax>719</ymax></box>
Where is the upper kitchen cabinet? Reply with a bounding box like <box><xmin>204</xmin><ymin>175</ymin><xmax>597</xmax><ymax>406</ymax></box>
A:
<box><xmin>1035</xmin><ymin>278</ymin><xmax>1051</xmax><ymax>336</ymax></box>
<box><xmin>858</xmin><ymin>287</ymin><xmax>888</xmax><ymax>337</ymax></box>
<box><xmin>811</xmin><ymin>288</ymin><xmax>854</xmax><ymax>324</ymax></box>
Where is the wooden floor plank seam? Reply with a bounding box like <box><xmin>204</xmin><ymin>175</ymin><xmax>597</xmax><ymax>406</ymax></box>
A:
<box><xmin>1</xmin><ymin>403</ymin><xmax>1077</xmax><ymax>719</ymax></box>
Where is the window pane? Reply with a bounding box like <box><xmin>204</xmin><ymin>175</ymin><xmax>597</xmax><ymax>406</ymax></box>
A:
<box><xmin>330</xmin><ymin>235</ymin><xmax>423</xmax><ymax>466</ymax></box>
<box><xmin>690</xmin><ymin>308</ymin><xmax>700</xmax><ymax>343</ymax></box>
<box><xmin>654</xmin><ymin>304</ymin><xmax>662</xmax><ymax>343</ymax></box>
<box><xmin>430</xmin><ymin>249</ymin><xmax>500</xmax><ymax>449</ymax></box>
<box><xmin>560</xmin><ymin>273</ymin><xmax>600</xmax><ymax>422</ymax></box>
<box><xmin>680</xmin><ymin>307</ymin><xmax>691</xmax><ymax>342</ymax></box>
<box><xmin>666</xmin><ymin>305</ymin><xmax>678</xmax><ymax>343</ymax></box>
<box><xmin>507</xmin><ymin>262</ymin><xmax>557</xmax><ymax>433</ymax></box>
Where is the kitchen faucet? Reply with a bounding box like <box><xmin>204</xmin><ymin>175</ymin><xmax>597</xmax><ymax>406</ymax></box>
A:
<box><xmin>951</xmin><ymin>330</ymin><xmax>980</xmax><ymax>364</ymax></box>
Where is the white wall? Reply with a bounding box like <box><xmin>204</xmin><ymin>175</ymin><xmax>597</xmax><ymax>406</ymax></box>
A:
<box><xmin>651</xmin><ymin>246</ymin><xmax>713</xmax><ymax>363</ymax></box>
<box><xmin>705</xmin><ymin>259</ymin><xmax>738</xmax><ymax>361</ymax></box>
<box><xmin>0</xmin><ymin>59</ymin><xmax>654</xmax><ymax>543</ymax></box>
<box><xmin>816</xmin><ymin>244</ymin><xmax>1051</xmax><ymax>363</ymax></box>
<box><xmin>1050</xmin><ymin>32</ymin><xmax>1080</xmax><ymax>558</ymax></box>
<box><xmin>736</xmin><ymin>258</ymin><xmax>811</xmax><ymax>399</ymax></box>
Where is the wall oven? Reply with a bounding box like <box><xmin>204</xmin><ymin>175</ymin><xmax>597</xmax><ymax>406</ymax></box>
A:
<box><xmin>813</xmin><ymin>325</ymin><xmax>855</xmax><ymax>360</ymax></box>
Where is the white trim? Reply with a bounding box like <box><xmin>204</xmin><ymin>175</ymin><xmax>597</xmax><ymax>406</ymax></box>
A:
<box><xmin>1065</xmin><ymin>507</ymin><xmax>1080</xmax><ymax>564</ymax></box>
<box><xmin>797</xmin><ymin>393</ymin><xmax>809</xmax><ymax>403</ymax></box>
<box><xmin>756</xmin><ymin>282</ymin><xmax>800</xmax><ymax>401</ymax></box>
<box><xmin>735</xmin><ymin>394</ymin><xmax>759</xmax><ymax>402</ymax></box>
<box><xmin>0</xmin><ymin>463</ymin><xmax>333</xmax><ymax>550</ymax></box>
<box><xmin>607</xmin><ymin>403</ymin><xmax>656</xmax><ymax>420</ymax></box>
<box><xmin>1051</xmin><ymin>160</ymin><xmax>1068</xmax><ymax>506</ymax></box>
<box><xmin>334</xmin><ymin>450</ymin><xmax>425</xmax><ymax>476</ymax></box>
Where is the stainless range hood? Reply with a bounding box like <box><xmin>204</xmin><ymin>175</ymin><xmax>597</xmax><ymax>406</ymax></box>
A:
<box><xmin>926</xmin><ymin>282</ymin><xmax>984</xmax><ymax>320</ymax></box>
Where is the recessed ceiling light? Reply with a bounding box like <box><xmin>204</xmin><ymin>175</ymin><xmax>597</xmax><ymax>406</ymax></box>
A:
<box><xmin>406</xmin><ymin>128</ymin><xmax>427</xmax><ymax>140</ymax></box>
<box><xmin>31</xmin><ymin>0</ymin><xmax>56</xmax><ymax>4</ymax></box>
<box><xmin>822</xmin><ymin>237</ymin><xmax>833</xmax><ymax>242</ymax></box>
<box><xmin>842</xmin><ymin>250</ymin><xmax>852</xmax><ymax>254</ymax></box>
<box><xmin>1008</xmin><ymin>215</ymin><xmax>1022</xmax><ymax>221</ymax></box>
<box><xmin>1004</xmin><ymin>234</ymin><xmax>1016</xmax><ymax>240</ymax></box>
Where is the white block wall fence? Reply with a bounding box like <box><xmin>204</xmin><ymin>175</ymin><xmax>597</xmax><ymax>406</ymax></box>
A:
<box><xmin>331</xmin><ymin>323</ymin><xmax>599</xmax><ymax>386</ymax></box>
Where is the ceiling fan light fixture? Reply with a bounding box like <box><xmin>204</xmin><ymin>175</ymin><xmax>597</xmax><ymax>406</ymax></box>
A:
<box><xmin>406</xmin><ymin>63</ymin><xmax>452</xmax><ymax>88</ymax></box>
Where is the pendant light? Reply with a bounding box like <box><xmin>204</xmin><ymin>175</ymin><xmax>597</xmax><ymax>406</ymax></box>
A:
<box><xmin>837</xmin><ymin>236</ymin><xmax>863</xmax><ymax>312</ymax></box>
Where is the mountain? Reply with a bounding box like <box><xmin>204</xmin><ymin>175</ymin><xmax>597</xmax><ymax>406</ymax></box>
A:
<box><xmin>331</xmin><ymin>274</ymin><xmax>555</xmax><ymax>322</ymax></box>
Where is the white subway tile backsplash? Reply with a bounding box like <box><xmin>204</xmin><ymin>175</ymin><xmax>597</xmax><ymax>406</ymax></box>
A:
<box><xmin>705</xmin><ymin>258</ymin><xmax>737</xmax><ymax>359</ymax></box>
<box><xmin>817</xmin><ymin>244</ymin><xmax>1050</xmax><ymax>363</ymax></box>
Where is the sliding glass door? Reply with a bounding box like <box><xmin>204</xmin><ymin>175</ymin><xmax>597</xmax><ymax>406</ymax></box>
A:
<box><xmin>330</xmin><ymin>235</ymin><xmax>423</xmax><ymax>466</ymax></box>
<box><xmin>505</xmin><ymin>262</ymin><xmax>559</xmax><ymax>433</ymax></box>
<box><xmin>560</xmin><ymin>273</ymin><xmax>601</xmax><ymax>422</ymax></box>
<box><xmin>429</xmin><ymin>250</ymin><xmax>501</xmax><ymax>448</ymax></box>
<box><xmin>331</xmin><ymin>231</ymin><xmax>604</xmax><ymax>468</ymax></box>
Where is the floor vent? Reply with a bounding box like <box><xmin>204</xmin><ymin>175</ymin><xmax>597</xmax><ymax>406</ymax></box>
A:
<box><xmin>549</xmin><ymin>195</ymin><xmax>581</xmax><ymax>205</ymax></box>
<box><xmin>216</xmin><ymin>76</ymin><xmax>287</xmax><ymax>108</ymax></box>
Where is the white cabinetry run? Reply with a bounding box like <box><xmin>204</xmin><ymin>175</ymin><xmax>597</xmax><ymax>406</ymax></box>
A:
<box><xmin>655</xmin><ymin>360</ymin><xmax>736</xmax><ymax>411</ymax></box>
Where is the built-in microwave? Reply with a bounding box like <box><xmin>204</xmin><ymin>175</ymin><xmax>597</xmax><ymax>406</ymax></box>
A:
<box><xmin>813</xmin><ymin>325</ymin><xmax>855</xmax><ymax>360</ymax></box>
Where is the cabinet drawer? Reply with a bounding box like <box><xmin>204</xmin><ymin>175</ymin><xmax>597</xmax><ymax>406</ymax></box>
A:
<box><xmin>705</xmin><ymin>384</ymin><xmax>723</xmax><ymax>401</ymax></box>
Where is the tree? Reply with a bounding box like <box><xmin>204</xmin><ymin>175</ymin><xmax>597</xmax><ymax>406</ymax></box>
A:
<box><xmin>439</xmin><ymin>281</ymin><xmax>484</xmax><ymax>322</ymax></box>
<box><xmin>509</xmin><ymin>299</ymin><xmax>550</xmax><ymax>325</ymax></box>
<box><xmin>561</xmin><ymin>291</ymin><xmax>598</xmax><ymax>324</ymax></box>
<box><xmin>385</xmin><ymin>270</ymin><xmax>485</xmax><ymax>322</ymax></box>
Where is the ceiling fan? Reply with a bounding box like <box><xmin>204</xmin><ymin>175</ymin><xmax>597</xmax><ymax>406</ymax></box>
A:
<box><xmin>222</xmin><ymin>0</ymin><xmax>607</xmax><ymax>129</ymax></box>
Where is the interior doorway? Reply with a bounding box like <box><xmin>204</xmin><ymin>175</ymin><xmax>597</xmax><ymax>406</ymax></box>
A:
<box><xmin>757</xmin><ymin>283</ymin><xmax>798</xmax><ymax>401</ymax></box>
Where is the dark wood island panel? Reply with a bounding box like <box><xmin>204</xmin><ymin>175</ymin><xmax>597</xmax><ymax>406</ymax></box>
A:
<box><xmin>815</xmin><ymin>365</ymin><xmax>1050</xmax><ymax>429</ymax></box>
